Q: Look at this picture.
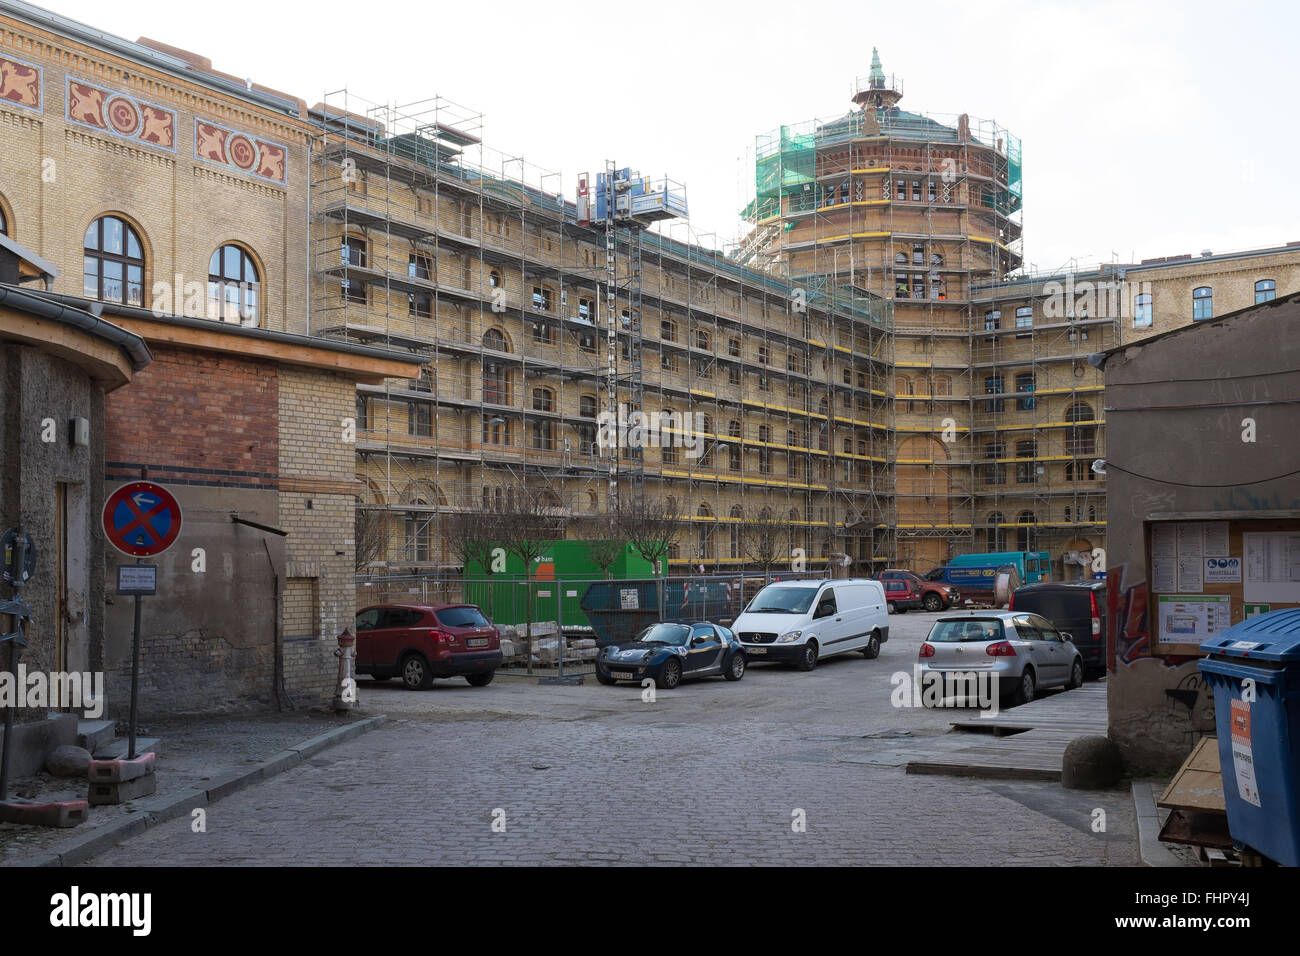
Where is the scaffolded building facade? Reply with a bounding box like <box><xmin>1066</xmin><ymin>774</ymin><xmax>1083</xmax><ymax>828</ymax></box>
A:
<box><xmin>308</xmin><ymin>92</ymin><xmax>894</xmax><ymax>575</ymax></box>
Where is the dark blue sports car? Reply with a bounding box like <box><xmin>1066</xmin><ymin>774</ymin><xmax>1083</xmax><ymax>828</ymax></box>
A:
<box><xmin>595</xmin><ymin>621</ymin><xmax>747</xmax><ymax>688</ymax></box>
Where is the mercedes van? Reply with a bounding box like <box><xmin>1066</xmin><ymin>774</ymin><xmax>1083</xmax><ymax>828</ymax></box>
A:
<box><xmin>732</xmin><ymin>579</ymin><xmax>889</xmax><ymax>671</ymax></box>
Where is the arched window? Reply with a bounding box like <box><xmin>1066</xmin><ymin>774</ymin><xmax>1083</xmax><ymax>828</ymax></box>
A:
<box><xmin>1256</xmin><ymin>279</ymin><xmax>1276</xmax><ymax>304</ymax></box>
<box><xmin>482</xmin><ymin>329</ymin><xmax>510</xmax><ymax>404</ymax></box>
<box><xmin>0</xmin><ymin>200</ymin><xmax>8</xmax><ymax>237</ymax></box>
<box><xmin>208</xmin><ymin>244</ymin><xmax>260</xmax><ymax>326</ymax></box>
<box><xmin>84</xmin><ymin>215</ymin><xmax>145</xmax><ymax>306</ymax></box>
<box><xmin>1192</xmin><ymin>286</ymin><xmax>1213</xmax><ymax>320</ymax></box>
<box><xmin>1065</xmin><ymin>402</ymin><xmax>1096</xmax><ymax>455</ymax></box>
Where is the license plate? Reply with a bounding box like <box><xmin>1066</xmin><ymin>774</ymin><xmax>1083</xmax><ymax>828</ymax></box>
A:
<box><xmin>468</xmin><ymin>638</ymin><xmax>488</xmax><ymax>648</ymax></box>
<box><xmin>612</xmin><ymin>671</ymin><xmax>635</xmax><ymax>680</ymax></box>
<box><xmin>748</xmin><ymin>647</ymin><xmax>767</xmax><ymax>655</ymax></box>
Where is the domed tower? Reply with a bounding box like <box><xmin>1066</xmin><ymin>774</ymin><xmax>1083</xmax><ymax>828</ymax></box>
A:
<box><xmin>742</xmin><ymin>54</ymin><xmax>1023</xmax><ymax>570</ymax></box>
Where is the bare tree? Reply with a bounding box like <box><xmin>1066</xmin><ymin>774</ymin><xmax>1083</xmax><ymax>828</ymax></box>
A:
<box><xmin>738</xmin><ymin>506</ymin><xmax>788</xmax><ymax>581</ymax></box>
<box><xmin>574</xmin><ymin>516</ymin><xmax>622</xmax><ymax>579</ymax></box>
<box><xmin>354</xmin><ymin>506</ymin><xmax>389</xmax><ymax>573</ymax></box>
<box><xmin>615</xmin><ymin>496</ymin><xmax>682</xmax><ymax>618</ymax></box>
<box><xmin>499</xmin><ymin>490</ymin><xmax>567</xmax><ymax>673</ymax></box>
<box><xmin>443</xmin><ymin>504</ymin><xmax>503</xmax><ymax>617</ymax></box>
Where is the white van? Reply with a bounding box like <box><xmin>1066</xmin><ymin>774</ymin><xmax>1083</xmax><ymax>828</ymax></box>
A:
<box><xmin>732</xmin><ymin>578</ymin><xmax>889</xmax><ymax>671</ymax></box>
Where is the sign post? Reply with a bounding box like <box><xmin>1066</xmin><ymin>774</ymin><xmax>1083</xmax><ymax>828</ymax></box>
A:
<box><xmin>103</xmin><ymin>480</ymin><xmax>182</xmax><ymax>760</ymax></box>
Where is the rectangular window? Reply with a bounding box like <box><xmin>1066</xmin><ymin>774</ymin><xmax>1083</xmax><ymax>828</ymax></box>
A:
<box><xmin>984</xmin><ymin>376</ymin><xmax>1004</xmax><ymax>413</ymax></box>
<box><xmin>1015</xmin><ymin>372</ymin><xmax>1035</xmax><ymax>411</ymax></box>
<box><xmin>1014</xmin><ymin>306</ymin><xmax>1032</xmax><ymax>338</ymax></box>
<box><xmin>1133</xmin><ymin>293</ymin><xmax>1152</xmax><ymax>328</ymax></box>
<box><xmin>408</xmin><ymin>403</ymin><xmax>432</xmax><ymax>438</ymax></box>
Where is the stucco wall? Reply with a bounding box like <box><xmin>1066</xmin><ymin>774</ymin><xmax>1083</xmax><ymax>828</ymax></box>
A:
<box><xmin>1104</xmin><ymin>296</ymin><xmax>1300</xmax><ymax>772</ymax></box>
<box><xmin>0</xmin><ymin>342</ymin><xmax>105</xmax><ymax>720</ymax></box>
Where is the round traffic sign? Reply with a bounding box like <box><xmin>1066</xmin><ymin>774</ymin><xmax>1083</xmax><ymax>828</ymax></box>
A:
<box><xmin>103</xmin><ymin>481</ymin><xmax>182</xmax><ymax>557</ymax></box>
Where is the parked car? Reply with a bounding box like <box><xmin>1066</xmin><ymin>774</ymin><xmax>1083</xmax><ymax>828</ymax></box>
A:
<box><xmin>355</xmin><ymin>603</ymin><xmax>502</xmax><ymax>690</ymax></box>
<box><xmin>917</xmin><ymin>610</ymin><xmax>1084</xmax><ymax>705</ymax></box>
<box><xmin>596</xmin><ymin>621</ymin><xmax>747</xmax><ymax>688</ymax></box>
<box><xmin>878</xmin><ymin>569</ymin><xmax>960</xmax><ymax>612</ymax></box>
<box><xmin>732</xmin><ymin>579</ymin><xmax>889</xmax><ymax>670</ymax></box>
<box><xmin>1010</xmin><ymin>581</ymin><xmax>1107</xmax><ymax>679</ymax></box>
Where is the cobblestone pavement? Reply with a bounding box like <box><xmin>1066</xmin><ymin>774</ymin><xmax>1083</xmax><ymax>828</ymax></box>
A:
<box><xmin>88</xmin><ymin>612</ymin><xmax>1139</xmax><ymax>866</ymax></box>
<box><xmin>1</xmin><ymin>711</ymin><xmax>351</xmax><ymax>866</ymax></box>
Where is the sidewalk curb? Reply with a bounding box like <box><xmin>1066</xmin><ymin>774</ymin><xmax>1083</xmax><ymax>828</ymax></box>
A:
<box><xmin>9</xmin><ymin>714</ymin><xmax>386</xmax><ymax>868</ymax></box>
<box><xmin>1131</xmin><ymin>779</ymin><xmax>1190</xmax><ymax>867</ymax></box>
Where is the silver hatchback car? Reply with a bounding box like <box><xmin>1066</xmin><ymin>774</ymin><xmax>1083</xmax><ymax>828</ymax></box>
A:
<box><xmin>918</xmin><ymin>611</ymin><xmax>1085</xmax><ymax>705</ymax></box>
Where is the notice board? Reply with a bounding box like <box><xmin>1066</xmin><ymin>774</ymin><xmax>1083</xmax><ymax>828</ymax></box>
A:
<box><xmin>1146</xmin><ymin>517</ymin><xmax>1300</xmax><ymax>656</ymax></box>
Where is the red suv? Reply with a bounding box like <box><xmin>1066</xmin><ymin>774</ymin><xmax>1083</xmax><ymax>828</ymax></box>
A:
<box><xmin>878</xmin><ymin>570</ymin><xmax>960</xmax><ymax>613</ymax></box>
<box><xmin>355</xmin><ymin>603</ymin><xmax>502</xmax><ymax>689</ymax></box>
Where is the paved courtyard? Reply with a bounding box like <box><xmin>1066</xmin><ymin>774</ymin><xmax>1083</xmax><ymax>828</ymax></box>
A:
<box><xmin>87</xmin><ymin>611</ymin><xmax>1138</xmax><ymax>865</ymax></box>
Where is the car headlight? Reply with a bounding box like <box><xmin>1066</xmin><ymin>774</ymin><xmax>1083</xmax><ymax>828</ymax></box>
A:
<box><xmin>776</xmin><ymin>630</ymin><xmax>804</xmax><ymax>643</ymax></box>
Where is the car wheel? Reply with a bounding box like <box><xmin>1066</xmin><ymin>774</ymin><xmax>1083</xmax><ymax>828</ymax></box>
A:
<box><xmin>861</xmin><ymin>630</ymin><xmax>881</xmax><ymax>659</ymax></box>
<box><xmin>796</xmin><ymin>641</ymin><xmax>818</xmax><ymax>672</ymax></box>
<box><xmin>401</xmin><ymin>653</ymin><xmax>434</xmax><ymax>691</ymax></box>
<box><xmin>923</xmin><ymin>593</ymin><xmax>943</xmax><ymax>612</ymax></box>
<box><xmin>1067</xmin><ymin>658</ymin><xmax>1084</xmax><ymax>689</ymax></box>
<box><xmin>725</xmin><ymin>651</ymin><xmax>746</xmax><ymax>681</ymax></box>
<box><xmin>466</xmin><ymin>670</ymin><xmax>495</xmax><ymax>687</ymax></box>
<box><xmin>887</xmin><ymin>601</ymin><xmax>898</xmax><ymax>614</ymax></box>
<box><xmin>656</xmin><ymin>658</ymin><xmax>682</xmax><ymax>689</ymax></box>
<box><xmin>1010</xmin><ymin>668</ymin><xmax>1035</xmax><ymax>706</ymax></box>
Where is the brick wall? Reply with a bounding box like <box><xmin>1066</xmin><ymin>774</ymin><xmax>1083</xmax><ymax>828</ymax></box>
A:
<box><xmin>278</xmin><ymin>366</ymin><xmax>358</xmax><ymax>706</ymax></box>
<box><xmin>105</xmin><ymin>345</ymin><xmax>278</xmax><ymax>484</ymax></box>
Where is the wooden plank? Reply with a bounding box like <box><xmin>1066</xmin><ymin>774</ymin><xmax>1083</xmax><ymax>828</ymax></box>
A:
<box><xmin>905</xmin><ymin>727</ymin><xmax>1082</xmax><ymax>781</ymax></box>
<box><xmin>949</xmin><ymin>683</ymin><xmax>1107</xmax><ymax>734</ymax></box>
<box><xmin>1157</xmin><ymin>737</ymin><xmax>1226</xmax><ymax>813</ymax></box>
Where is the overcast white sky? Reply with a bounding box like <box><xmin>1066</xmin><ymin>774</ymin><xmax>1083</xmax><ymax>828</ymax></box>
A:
<box><xmin>42</xmin><ymin>0</ymin><xmax>1300</xmax><ymax>271</ymax></box>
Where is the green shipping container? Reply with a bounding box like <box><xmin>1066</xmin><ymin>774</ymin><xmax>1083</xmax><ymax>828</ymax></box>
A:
<box><xmin>463</xmin><ymin>540</ymin><xmax>660</xmax><ymax>628</ymax></box>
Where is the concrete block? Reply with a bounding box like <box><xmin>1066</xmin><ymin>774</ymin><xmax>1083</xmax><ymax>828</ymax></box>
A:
<box><xmin>76</xmin><ymin>720</ymin><xmax>116</xmax><ymax>753</ymax></box>
<box><xmin>0</xmin><ymin>798</ymin><xmax>89</xmax><ymax>828</ymax></box>
<box><xmin>88</xmin><ymin>771</ymin><xmax>157</xmax><ymax>805</ymax></box>
<box><xmin>0</xmin><ymin>713</ymin><xmax>78</xmax><ymax>777</ymax></box>
<box><xmin>92</xmin><ymin>737</ymin><xmax>161</xmax><ymax>760</ymax></box>
<box><xmin>88</xmin><ymin>751</ymin><xmax>156</xmax><ymax>783</ymax></box>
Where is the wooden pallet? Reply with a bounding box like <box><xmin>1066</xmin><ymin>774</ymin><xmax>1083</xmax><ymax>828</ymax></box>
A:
<box><xmin>947</xmin><ymin>682</ymin><xmax>1108</xmax><ymax>735</ymax></box>
<box><xmin>906</xmin><ymin>683</ymin><xmax>1108</xmax><ymax>780</ymax></box>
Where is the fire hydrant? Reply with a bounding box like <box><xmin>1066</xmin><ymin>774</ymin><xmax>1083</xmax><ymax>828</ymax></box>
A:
<box><xmin>333</xmin><ymin>628</ymin><xmax>357</xmax><ymax>712</ymax></box>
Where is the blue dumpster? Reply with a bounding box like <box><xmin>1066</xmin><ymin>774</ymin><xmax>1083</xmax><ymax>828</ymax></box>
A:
<box><xmin>579</xmin><ymin>581</ymin><xmax>661</xmax><ymax>647</ymax></box>
<box><xmin>1198</xmin><ymin>608</ymin><xmax>1300</xmax><ymax>866</ymax></box>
